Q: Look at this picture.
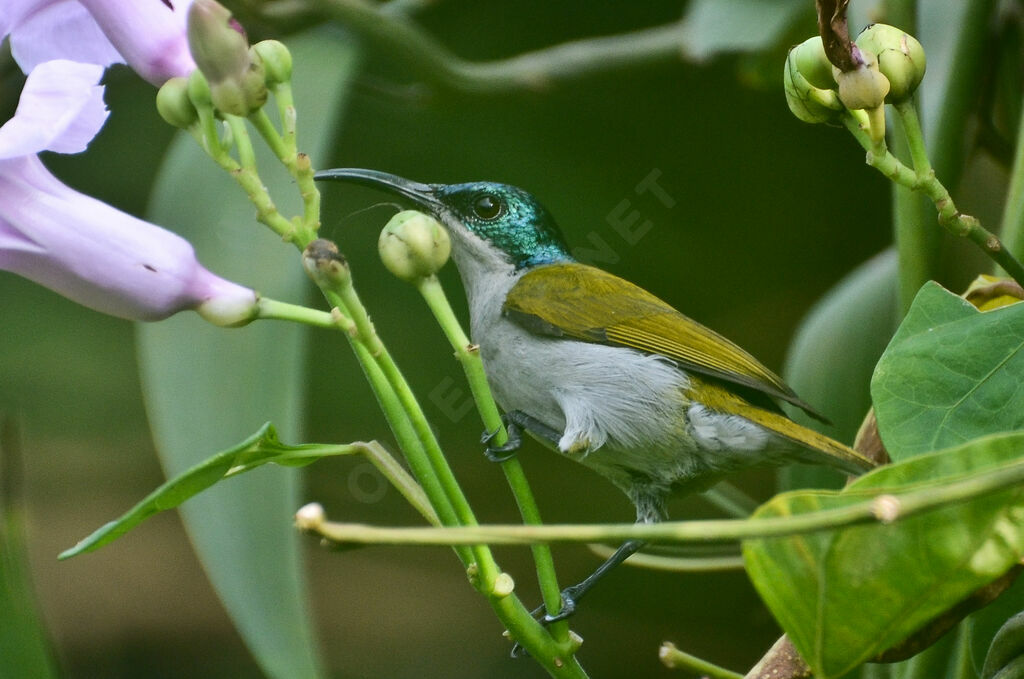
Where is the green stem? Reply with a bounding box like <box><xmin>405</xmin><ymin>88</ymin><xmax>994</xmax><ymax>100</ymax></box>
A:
<box><xmin>303</xmin><ymin>455</ymin><xmax>1024</xmax><ymax>546</ymax></box>
<box><xmin>225</xmin><ymin>115</ymin><xmax>257</xmax><ymax>170</ymax></box>
<box><xmin>358</xmin><ymin>441</ymin><xmax>440</xmax><ymax>525</ymax></box>
<box><xmin>247</xmin><ymin>108</ymin><xmax>291</xmax><ymax>166</ymax></box>
<box><xmin>999</xmin><ymin>105</ymin><xmax>1024</xmax><ymax>263</ymax></box>
<box><xmin>659</xmin><ymin>642</ymin><xmax>743</xmax><ymax>678</ymax></box>
<box><xmin>319</xmin><ymin>0</ymin><xmax>683</xmax><ymax>94</ymax></box>
<box><xmin>894</xmin><ymin>102</ymin><xmax>1024</xmax><ymax>288</ymax></box>
<box><xmin>256</xmin><ymin>297</ymin><xmax>353</xmax><ymax>330</ymax></box>
<box><xmin>925</xmin><ymin>0</ymin><xmax>998</xmax><ymax>185</ymax></box>
<box><xmin>326</xmin><ymin>282</ymin><xmax>502</xmax><ymax>579</ymax></box>
<box><xmin>415</xmin><ymin>275</ymin><xmax>570</xmax><ymax>641</ymax></box>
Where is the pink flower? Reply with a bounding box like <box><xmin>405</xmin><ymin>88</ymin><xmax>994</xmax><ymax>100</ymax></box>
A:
<box><xmin>2</xmin><ymin>0</ymin><xmax>195</xmax><ymax>85</ymax></box>
<box><xmin>0</xmin><ymin>60</ymin><xmax>257</xmax><ymax>325</ymax></box>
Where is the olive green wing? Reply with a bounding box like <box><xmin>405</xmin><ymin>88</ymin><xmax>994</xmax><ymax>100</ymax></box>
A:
<box><xmin>503</xmin><ymin>262</ymin><xmax>825</xmax><ymax>420</ymax></box>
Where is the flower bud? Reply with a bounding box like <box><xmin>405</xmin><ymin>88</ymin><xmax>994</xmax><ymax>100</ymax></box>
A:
<box><xmin>251</xmin><ymin>40</ymin><xmax>293</xmax><ymax>87</ymax></box>
<box><xmin>784</xmin><ymin>48</ymin><xmax>843</xmax><ymax>124</ymax></box>
<box><xmin>156</xmin><ymin>77</ymin><xmax>199</xmax><ymax>129</ymax></box>
<box><xmin>302</xmin><ymin>238</ymin><xmax>351</xmax><ymax>291</ymax></box>
<box><xmin>833</xmin><ymin>48</ymin><xmax>890</xmax><ymax>111</ymax></box>
<box><xmin>187</xmin><ymin>69</ymin><xmax>213</xmax><ymax>110</ymax></box>
<box><xmin>791</xmin><ymin>36</ymin><xmax>835</xmax><ymax>90</ymax></box>
<box><xmin>186</xmin><ymin>0</ymin><xmax>267</xmax><ymax>116</ymax></box>
<box><xmin>855</xmin><ymin>24</ymin><xmax>926</xmax><ymax>104</ymax></box>
<box><xmin>378</xmin><ymin>210</ymin><xmax>451</xmax><ymax>282</ymax></box>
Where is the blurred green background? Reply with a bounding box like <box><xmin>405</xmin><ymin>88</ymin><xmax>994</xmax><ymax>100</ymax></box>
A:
<box><xmin>0</xmin><ymin>1</ymin><xmax>941</xmax><ymax>676</ymax></box>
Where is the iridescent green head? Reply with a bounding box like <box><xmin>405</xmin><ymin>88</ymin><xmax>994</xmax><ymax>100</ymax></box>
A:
<box><xmin>314</xmin><ymin>169</ymin><xmax>572</xmax><ymax>269</ymax></box>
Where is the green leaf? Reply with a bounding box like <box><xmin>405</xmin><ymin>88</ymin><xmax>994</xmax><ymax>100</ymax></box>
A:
<box><xmin>970</xmin><ymin>576</ymin><xmax>1024</xmax><ymax>674</ymax></box>
<box><xmin>983</xmin><ymin>611</ymin><xmax>1024</xmax><ymax>679</ymax></box>
<box><xmin>1</xmin><ymin>421</ymin><xmax>59</xmax><ymax>679</ymax></box>
<box><xmin>781</xmin><ymin>250</ymin><xmax>898</xmax><ymax>490</ymax></box>
<box><xmin>871</xmin><ymin>281</ymin><xmax>1024</xmax><ymax>460</ymax></box>
<box><xmin>679</xmin><ymin>0</ymin><xmax>809</xmax><ymax>61</ymax></box>
<box><xmin>139</xmin><ymin>32</ymin><xmax>357</xmax><ymax>679</ymax></box>
<box><xmin>743</xmin><ymin>431</ymin><xmax>1024</xmax><ymax>678</ymax></box>
<box><xmin>59</xmin><ymin>423</ymin><xmax>359</xmax><ymax>559</ymax></box>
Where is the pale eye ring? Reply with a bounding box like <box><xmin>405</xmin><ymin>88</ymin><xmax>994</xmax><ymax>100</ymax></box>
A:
<box><xmin>473</xmin><ymin>194</ymin><xmax>503</xmax><ymax>220</ymax></box>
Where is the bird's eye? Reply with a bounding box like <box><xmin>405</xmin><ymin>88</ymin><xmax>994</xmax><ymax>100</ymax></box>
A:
<box><xmin>473</xmin><ymin>194</ymin><xmax>503</xmax><ymax>220</ymax></box>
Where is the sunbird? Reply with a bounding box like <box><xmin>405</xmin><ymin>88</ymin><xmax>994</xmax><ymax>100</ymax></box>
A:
<box><xmin>317</xmin><ymin>168</ymin><xmax>875</xmax><ymax>621</ymax></box>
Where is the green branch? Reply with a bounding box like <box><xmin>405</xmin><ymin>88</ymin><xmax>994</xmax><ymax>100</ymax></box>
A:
<box><xmin>416</xmin><ymin>275</ymin><xmax>570</xmax><ymax>642</ymax></box>
<box><xmin>316</xmin><ymin>0</ymin><xmax>683</xmax><ymax>94</ymax></box>
<box><xmin>300</xmin><ymin>456</ymin><xmax>1024</xmax><ymax>547</ymax></box>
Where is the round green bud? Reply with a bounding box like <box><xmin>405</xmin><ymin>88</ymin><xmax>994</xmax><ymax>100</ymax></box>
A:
<box><xmin>187</xmin><ymin>0</ymin><xmax>267</xmax><ymax>116</ymax></box>
<box><xmin>251</xmin><ymin>40</ymin><xmax>293</xmax><ymax>86</ymax></box>
<box><xmin>855</xmin><ymin>23</ymin><xmax>926</xmax><ymax>104</ymax></box>
<box><xmin>156</xmin><ymin>76</ymin><xmax>198</xmax><ymax>129</ymax></box>
<box><xmin>378</xmin><ymin>210</ymin><xmax>451</xmax><ymax>283</ymax></box>
<box><xmin>791</xmin><ymin>36</ymin><xmax>835</xmax><ymax>90</ymax></box>
<box><xmin>186</xmin><ymin>68</ymin><xmax>213</xmax><ymax>109</ymax></box>
<box><xmin>302</xmin><ymin>239</ymin><xmax>351</xmax><ymax>291</ymax></box>
<box><xmin>187</xmin><ymin>0</ymin><xmax>249</xmax><ymax>82</ymax></box>
<box><xmin>833</xmin><ymin>48</ymin><xmax>890</xmax><ymax>110</ymax></box>
<box><xmin>784</xmin><ymin>48</ymin><xmax>843</xmax><ymax>124</ymax></box>
<box><xmin>209</xmin><ymin>55</ymin><xmax>268</xmax><ymax>116</ymax></box>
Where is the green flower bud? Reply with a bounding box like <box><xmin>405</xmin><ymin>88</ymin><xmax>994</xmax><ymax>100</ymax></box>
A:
<box><xmin>791</xmin><ymin>36</ymin><xmax>835</xmax><ymax>90</ymax></box>
<box><xmin>833</xmin><ymin>48</ymin><xmax>890</xmax><ymax>110</ymax></box>
<box><xmin>855</xmin><ymin>24</ymin><xmax>926</xmax><ymax>104</ymax></box>
<box><xmin>187</xmin><ymin>0</ymin><xmax>267</xmax><ymax>116</ymax></box>
<box><xmin>378</xmin><ymin>210</ymin><xmax>451</xmax><ymax>282</ymax></box>
<box><xmin>156</xmin><ymin>76</ymin><xmax>198</xmax><ymax>129</ymax></box>
<box><xmin>302</xmin><ymin>239</ymin><xmax>351</xmax><ymax>291</ymax></box>
<box><xmin>187</xmin><ymin>68</ymin><xmax>213</xmax><ymax>110</ymax></box>
<box><xmin>784</xmin><ymin>47</ymin><xmax>843</xmax><ymax>124</ymax></box>
<box><xmin>251</xmin><ymin>40</ymin><xmax>293</xmax><ymax>86</ymax></box>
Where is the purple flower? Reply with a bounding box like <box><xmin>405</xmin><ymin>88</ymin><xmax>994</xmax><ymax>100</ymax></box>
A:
<box><xmin>3</xmin><ymin>0</ymin><xmax>195</xmax><ymax>84</ymax></box>
<box><xmin>0</xmin><ymin>60</ymin><xmax>257</xmax><ymax>325</ymax></box>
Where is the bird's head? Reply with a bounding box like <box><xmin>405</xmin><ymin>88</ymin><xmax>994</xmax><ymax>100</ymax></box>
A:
<box><xmin>315</xmin><ymin>168</ymin><xmax>572</xmax><ymax>271</ymax></box>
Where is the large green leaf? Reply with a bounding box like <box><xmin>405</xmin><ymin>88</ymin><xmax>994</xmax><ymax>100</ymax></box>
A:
<box><xmin>59</xmin><ymin>423</ymin><xmax>361</xmax><ymax>560</ymax></box>
<box><xmin>743</xmin><ymin>431</ymin><xmax>1024</xmax><ymax>678</ymax></box>
<box><xmin>139</xmin><ymin>32</ymin><xmax>357</xmax><ymax>679</ymax></box>
<box><xmin>871</xmin><ymin>282</ymin><xmax>1024</xmax><ymax>460</ymax></box>
<box><xmin>1</xmin><ymin>421</ymin><xmax>59</xmax><ymax>679</ymax></box>
<box><xmin>781</xmin><ymin>250</ymin><xmax>897</xmax><ymax>490</ymax></box>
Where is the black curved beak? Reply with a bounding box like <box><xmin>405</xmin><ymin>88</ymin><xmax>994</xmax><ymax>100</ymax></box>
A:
<box><xmin>314</xmin><ymin>168</ymin><xmax>444</xmax><ymax>213</ymax></box>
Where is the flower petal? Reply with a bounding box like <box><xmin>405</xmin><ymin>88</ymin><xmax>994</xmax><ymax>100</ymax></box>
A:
<box><xmin>6</xmin><ymin>0</ymin><xmax>123</xmax><ymax>74</ymax></box>
<box><xmin>79</xmin><ymin>0</ymin><xmax>196</xmax><ymax>85</ymax></box>
<box><xmin>0</xmin><ymin>60</ymin><xmax>108</xmax><ymax>159</ymax></box>
<box><xmin>0</xmin><ymin>155</ymin><xmax>255</xmax><ymax>321</ymax></box>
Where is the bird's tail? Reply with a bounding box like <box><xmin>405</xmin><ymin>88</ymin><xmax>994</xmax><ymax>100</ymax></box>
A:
<box><xmin>694</xmin><ymin>382</ymin><xmax>876</xmax><ymax>474</ymax></box>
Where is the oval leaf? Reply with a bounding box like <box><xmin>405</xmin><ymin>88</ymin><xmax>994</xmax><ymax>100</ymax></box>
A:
<box><xmin>743</xmin><ymin>431</ymin><xmax>1024</xmax><ymax>678</ymax></box>
<box><xmin>139</xmin><ymin>32</ymin><xmax>357</xmax><ymax>679</ymax></box>
<box><xmin>872</xmin><ymin>281</ymin><xmax>1024</xmax><ymax>460</ymax></box>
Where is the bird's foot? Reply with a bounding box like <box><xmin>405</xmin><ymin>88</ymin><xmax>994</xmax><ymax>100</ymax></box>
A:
<box><xmin>509</xmin><ymin>587</ymin><xmax>581</xmax><ymax>658</ymax></box>
<box><xmin>481</xmin><ymin>414</ymin><xmax>521</xmax><ymax>462</ymax></box>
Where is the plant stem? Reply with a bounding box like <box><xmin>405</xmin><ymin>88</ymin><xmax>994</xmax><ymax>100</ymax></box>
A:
<box><xmin>660</xmin><ymin>642</ymin><xmax>743</xmax><ymax>678</ymax></box>
<box><xmin>256</xmin><ymin>297</ymin><xmax>350</xmax><ymax>329</ymax></box>
<box><xmin>318</xmin><ymin>0</ymin><xmax>683</xmax><ymax>94</ymax></box>
<box><xmin>303</xmin><ymin>455</ymin><xmax>1024</xmax><ymax>546</ymax></box>
<box><xmin>999</xmin><ymin>105</ymin><xmax>1024</xmax><ymax>264</ymax></box>
<box><xmin>894</xmin><ymin>102</ymin><xmax>1024</xmax><ymax>287</ymax></box>
<box><xmin>416</xmin><ymin>275</ymin><xmax>570</xmax><ymax>641</ymax></box>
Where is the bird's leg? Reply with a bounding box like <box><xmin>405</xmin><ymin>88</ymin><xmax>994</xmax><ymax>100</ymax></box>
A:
<box><xmin>540</xmin><ymin>538</ymin><xmax>646</xmax><ymax>623</ymax></box>
<box><xmin>480</xmin><ymin>410</ymin><xmax>561</xmax><ymax>462</ymax></box>
<box><xmin>510</xmin><ymin>538</ymin><xmax>645</xmax><ymax>658</ymax></box>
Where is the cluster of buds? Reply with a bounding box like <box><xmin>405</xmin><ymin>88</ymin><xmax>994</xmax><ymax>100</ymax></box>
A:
<box><xmin>157</xmin><ymin>0</ymin><xmax>293</xmax><ymax>128</ymax></box>
<box><xmin>785</xmin><ymin>24</ymin><xmax>926</xmax><ymax>123</ymax></box>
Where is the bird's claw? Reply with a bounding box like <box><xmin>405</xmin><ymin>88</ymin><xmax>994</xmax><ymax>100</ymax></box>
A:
<box><xmin>481</xmin><ymin>415</ymin><xmax>521</xmax><ymax>462</ymax></box>
<box><xmin>509</xmin><ymin>591</ymin><xmax>578</xmax><ymax>658</ymax></box>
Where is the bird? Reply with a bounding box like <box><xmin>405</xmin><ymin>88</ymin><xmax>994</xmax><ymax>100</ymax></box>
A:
<box><xmin>315</xmin><ymin>168</ymin><xmax>875</xmax><ymax>622</ymax></box>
